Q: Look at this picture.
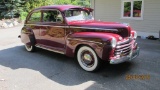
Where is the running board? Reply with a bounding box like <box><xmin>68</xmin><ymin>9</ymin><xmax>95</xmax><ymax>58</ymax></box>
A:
<box><xmin>35</xmin><ymin>45</ymin><xmax>65</xmax><ymax>55</ymax></box>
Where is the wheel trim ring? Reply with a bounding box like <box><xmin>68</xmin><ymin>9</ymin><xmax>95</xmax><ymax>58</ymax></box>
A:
<box><xmin>77</xmin><ymin>46</ymin><xmax>99</xmax><ymax>71</ymax></box>
<box><xmin>25</xmin><ymin>44</ymin><xmax>32</xmax><ymax>51</ymax></box>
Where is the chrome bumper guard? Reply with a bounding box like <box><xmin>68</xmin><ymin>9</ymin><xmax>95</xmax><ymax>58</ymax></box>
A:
<box><xmin>110</xmin><ymin>47</ymin><xmax>140</xmax><ymax>64</ymax></box>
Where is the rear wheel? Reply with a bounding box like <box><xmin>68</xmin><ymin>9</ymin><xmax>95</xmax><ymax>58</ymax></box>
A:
<box><xmin>77</xmin><ymin>46</ymin><xmax>100</xmax><ymax>72</ymax></box>
<box><xmin>25</xmin><ymin>44</ymin><xmax>35</xmax><ymax>52</ymax></box>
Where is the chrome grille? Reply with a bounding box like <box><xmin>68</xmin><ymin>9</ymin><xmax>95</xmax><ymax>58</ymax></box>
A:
<box><xmin>114</xmin><ymin>39</ymin><xmax>132</xmax><ymax>56</ymax></box>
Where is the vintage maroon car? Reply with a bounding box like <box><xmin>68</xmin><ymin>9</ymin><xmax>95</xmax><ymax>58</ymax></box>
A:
<box><xmin>19</xmin><ymin>5</ymin><xmax>139</xmax><ymax>71</ymax></box>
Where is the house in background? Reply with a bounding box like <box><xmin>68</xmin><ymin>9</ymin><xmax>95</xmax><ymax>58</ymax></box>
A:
<box><xmin>90</xmin><ymin>0</ymin><xmax>160</xmax><ymax>38</ymax></box>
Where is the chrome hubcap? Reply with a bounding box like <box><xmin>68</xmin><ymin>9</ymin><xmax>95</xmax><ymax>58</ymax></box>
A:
<box><xmin>81</xmin><ymin>51</ymin><xmax>94</xmax><ymax>67</ymax></box>
<box><xmin>84</xmin><ymin>54</ymin><xmax>92</xmax><ymax>61</ymax></box>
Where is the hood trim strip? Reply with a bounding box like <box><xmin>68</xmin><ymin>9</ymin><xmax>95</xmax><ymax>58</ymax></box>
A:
<box><xmin>69</xmin><ymin>26</ymin><xmax>118</xmax><ymax>31</ymax></box>
<box><xmin>67</xmin><ymin>38</ymin><xmax>103</xmax><ymax>44</ymax></box>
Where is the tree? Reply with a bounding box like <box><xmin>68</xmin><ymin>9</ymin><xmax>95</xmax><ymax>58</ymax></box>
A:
<box><xmin>133</xmin><ymin>1</ymin><xmax>142</xmax><ymax>10</ymax></box>
<box><xmin>0</xmin><ymin>0</ymin><xmax>91</xmax><ymax>20</ymax></box>
<box><xmin>53</xmin><ymin>0</ymin><xmax>72</xmax><ymax>5</ymax></box>
<box><xmin>53</xmin><ymin>0</ymin><xmax>90</xmax><ymax>7</ymax></box>
<box><xmin>124</xmin><ymin>2</ymin><xmax>131</xmax><ymax>13</ymax></box>
<box><xmin>0</xmin><ymin>0</ymin><xmax>26</xmax><ymax>18</ymax></box>
<box><xmin>23</xmin><ymin>0</ymin><xmax>54</xmax><ymax>12</ymax></box>
<box><xmin>22</xmin><ymin>0</ymin><xmax>91</xmax><ymax>12</ymax></box>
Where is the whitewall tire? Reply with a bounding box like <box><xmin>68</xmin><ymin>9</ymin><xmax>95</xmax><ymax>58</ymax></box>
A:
<box><xmin>25</xmin><ymin>44</ymin><xmax>35</xmax><ymax>52</ymax></box>
<box><xmin>77</xmin><ymin>46</ymin><xmax>100</xmax><ymax>72</ymax></box>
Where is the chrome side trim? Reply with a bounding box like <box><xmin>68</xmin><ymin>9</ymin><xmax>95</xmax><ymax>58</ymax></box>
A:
<box><xmin>69</xmin><ymin>26</ymin><xmax>118</xmax><ymax>31</ymax></box>
<box><xmin>35</xmin><ymin>45</ymin><xmax>65</xmax><ymax>54</ymax></box>
<box><xmin>25</xmin><ymin>24</ymin><xmax>69</xmax><ymax>28</ymax></box>
<box><xmin>67</xmin><ymin>38</ymin><xmax>103</xmax><ymax>44</ymax></box>
<box><xmin>25</xmin><ymin>24</ymin><xmax>118</xmax><ymax>31</ymax></box>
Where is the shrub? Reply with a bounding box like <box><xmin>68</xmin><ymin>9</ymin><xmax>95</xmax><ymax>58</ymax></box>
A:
<box><xmin>20</xmin><ymin>12</ymin><xmax>28</xmax><ymax>21</ymax></box>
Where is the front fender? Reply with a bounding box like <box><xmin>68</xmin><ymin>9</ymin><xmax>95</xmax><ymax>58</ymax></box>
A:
<box><xmin>65</xmin><ymin>32</ymin><xmax>117</xmax><ymax>60</ymax></box>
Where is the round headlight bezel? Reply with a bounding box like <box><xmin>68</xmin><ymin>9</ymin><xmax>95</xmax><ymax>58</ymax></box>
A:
<box><xmin>111</xmin><ymin>38</ymin><xmax>117</xmax><ymax>48</ymax></box>
<box><xmin>133</xmin><ymin>31</ymin><xmax>137</xmax><ymax>39</ymax></box>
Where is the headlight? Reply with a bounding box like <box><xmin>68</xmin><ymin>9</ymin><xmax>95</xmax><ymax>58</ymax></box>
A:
<box><xmin>111</xmin><ymin>38</ymin><xmax>117</xmax><ymax>48</ymax></box>
<box><xmin>133</xmin><ymin>31</ymin><xmax>137</xmax><ymax>39</ymax></box>
<box><xmin>131</xmin><ymin>31</ymin><xmax>137</xmax><ymax>39</ymax></box>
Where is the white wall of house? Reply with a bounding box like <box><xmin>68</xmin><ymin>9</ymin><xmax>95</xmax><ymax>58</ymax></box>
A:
<box><xmin>91</xmin><ymin>0</ymin><xmax>160</xmax><ymax>38</ymax></box>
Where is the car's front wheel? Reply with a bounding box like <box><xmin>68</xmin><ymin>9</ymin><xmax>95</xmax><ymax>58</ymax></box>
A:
<box><xmin>77</xmin><ymin>46</ymin><xmax>100</xmax><ymax>72</ymax></box>
<box><xmin>25</xmin><ymin>44</ymin><xmax>35</xmax><ymax>52</ymax></box>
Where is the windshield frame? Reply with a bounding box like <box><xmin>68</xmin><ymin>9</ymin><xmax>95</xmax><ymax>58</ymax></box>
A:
<box><xmin>64</xmin><ymin>8</ymin><xmax>94</xmax><ymax>22</ymax></box>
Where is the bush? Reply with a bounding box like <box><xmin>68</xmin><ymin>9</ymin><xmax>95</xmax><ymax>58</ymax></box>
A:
<box><xmin>20</xmin><ymin>12</ymin><xmax>28</xmax><ymax>21</ymax></box>
<box><xmin>0</xmin><ymin>15</ymin><xmax>2</xmax><ymax>20</ymax></box>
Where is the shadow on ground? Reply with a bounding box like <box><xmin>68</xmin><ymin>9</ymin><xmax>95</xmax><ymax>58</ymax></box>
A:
<box><xmin>0</xmin><ymin>45</ymin><xmax>134</xmax><ymax>87</ymax></box>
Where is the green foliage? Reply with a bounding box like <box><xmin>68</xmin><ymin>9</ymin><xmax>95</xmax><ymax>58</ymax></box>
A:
<box><xmin>0</xmin><ymin>0</ymin><xmax>25</xmax><ymax>18</ymax></box>
<box><xmin>53</xmin><ymin>0</ymin><xmax>90</xmax><ymax>7</ymax></box>
<box><xmin>124</xmin><ymin>2</ymin><xmax>131</xmax><ymax>12</ymax></box>
<box><xmin>54</xmin><ymin>0</ymin><xmax>72</xmax><ymax>5</ymax></box>
<box><xmin>0</xmin><ymin>13</ymin><xmax>3</xmax><ymax>19</ymax></box>
<box><xmin>19</xmin><ymin>11</ymin><xmax>28</xmax><ymax>20</ymax></box>
<box><xmin>133</xmin><ymin>1</ymin><xmax>142</xmax><ymax>10</ymax></box>
<box><xmin>24</xmin><ymin>0</ymin><xmax>91</xmax><ymax>8</ymax></box>
<box><xmin>0</xmin><ymin>0</ymin><xmax>91</xmax><ymax>20</ymax></box>
<box><xmin>23</xmin><ymin>0</ymin><xmax>54</xmax><ymax>12</ymax></box>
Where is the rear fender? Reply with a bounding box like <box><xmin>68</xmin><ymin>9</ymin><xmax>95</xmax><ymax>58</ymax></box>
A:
<box><xmin>21</xmin><ymin>27</ymin><xmax>36</xmax><ymax>46</ymax></box>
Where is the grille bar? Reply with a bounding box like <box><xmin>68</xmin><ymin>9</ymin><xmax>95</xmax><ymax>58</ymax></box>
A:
<box><xmin>115</xmin><ymin>45</ymin><xmax>131</xmax><ymax>52</ymax></box>
<box><xmin>115</xmin><ymin>48</ymin><xmax>131</xmax><ymax>55</ymax></box>
<box><xmin>116</xmin><ymin>43</ymin><xmax>131</xmax><ymax>49</ymax></box>
<box><xmin>114</xmin><ymin>40</ymin><xmax>132</xmax><ymax>56</ymax></box>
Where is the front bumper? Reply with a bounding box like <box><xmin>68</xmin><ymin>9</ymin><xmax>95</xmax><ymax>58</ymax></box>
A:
<box><xmin>110</xmin><ymin>47</ymin><xmax>140</xmax><ymax>64</ymax></box>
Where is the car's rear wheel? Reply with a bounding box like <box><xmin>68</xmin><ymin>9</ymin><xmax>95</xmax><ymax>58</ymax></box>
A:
<box><xmin>77</xmin><ymin>46</ymin><xmax>100</xmax><ymax>72</ymax></box>
<box><xmin>25</xmin><ymin>44</ymin><xmax>35</xmax><ymax>52</ymax></box>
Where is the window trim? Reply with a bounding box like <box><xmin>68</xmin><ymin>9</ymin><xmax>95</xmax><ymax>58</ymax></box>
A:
<box><xmin>27</xmin><ymin>10</ymin><xmax>42</xmax><ymax>24</ymax></box>
<box><xmin>121</xmin><ymin>0</ymin><xmax>144</xmax><ymax>20</ymax></box>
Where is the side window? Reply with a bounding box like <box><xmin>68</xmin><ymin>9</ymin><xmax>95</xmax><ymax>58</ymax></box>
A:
<box><xmin>42</xmin><ymin>10</ymin><xmax>63</xmax><ymax>23</ymax></box>
<box><xmin>28</xmin><ymin>11</ymin><xmax>41</xmax><ymax>23</ymax></box>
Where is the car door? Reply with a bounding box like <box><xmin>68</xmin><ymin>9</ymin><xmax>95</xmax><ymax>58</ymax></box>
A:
<box><xmin>40</xmin><ymin>9</ymin><xmax>66</xmax><ymax>53</ymax></box>
<box><xmin>26</xmin><ymin>10</ymin><xmax>42</xmax><ymax>44</ymax></box>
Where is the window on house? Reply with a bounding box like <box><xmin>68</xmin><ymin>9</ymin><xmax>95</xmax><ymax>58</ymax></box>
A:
<box><xmin>122</xmin><ymin>0</ymin><xmax>143</xmax><ymax>20</ymax></box>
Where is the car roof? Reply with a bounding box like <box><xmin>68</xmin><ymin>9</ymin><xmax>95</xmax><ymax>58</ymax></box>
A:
<box><xmin>37</xmin><ymin>5</ymin><xmax>82</xmax><ymax>11</ymax></box>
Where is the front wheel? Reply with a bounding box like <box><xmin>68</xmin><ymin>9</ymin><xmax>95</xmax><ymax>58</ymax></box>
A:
<box><xmin>25</xmin><ymin>44</ymin><xmax>35</xmax><ymax>52</ymax></box>
<box><xmin>77</xmin><ymin>46</ymin><xmax>100</xmax><ymax>72</ymax></box>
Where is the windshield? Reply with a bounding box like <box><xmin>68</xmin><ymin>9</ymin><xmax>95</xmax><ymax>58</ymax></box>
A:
<box><xmin>65</xmin><ymin>9</ymin><xmax>94</xmax><ymax>22</ymax></box>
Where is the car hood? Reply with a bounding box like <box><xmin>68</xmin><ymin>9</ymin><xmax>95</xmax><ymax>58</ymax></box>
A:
<box><xmin>68</xmin><ymin>20</ymin><xmax>131</xmax><ymax>38</ymax></box>
<box><xmin>68</xmin><ymin>20</ymin><xmax>128</xmax><ymax>28</ymax></box>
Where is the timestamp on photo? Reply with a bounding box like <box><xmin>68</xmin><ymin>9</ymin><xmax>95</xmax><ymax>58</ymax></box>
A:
<box><xmin>125</xmin><ymin>74</ymin><xmax>150</xmax><ymax>80</ymax></box>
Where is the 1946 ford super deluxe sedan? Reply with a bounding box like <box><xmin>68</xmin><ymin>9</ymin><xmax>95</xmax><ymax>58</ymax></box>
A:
<box><xmin>19</xmin><ymin>5</ymin><xmax>140</xmax><ymax>72</ymax></box>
